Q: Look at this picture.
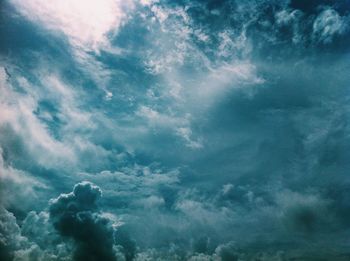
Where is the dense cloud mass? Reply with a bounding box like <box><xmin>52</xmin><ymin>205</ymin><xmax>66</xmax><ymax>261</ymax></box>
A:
<box><xmin>1</xmin><ymin>0</ymin><xmax>350</xmax><ymax>260</ymax></box>
<box><xmin>49</xmin><ymin>182</ymin><xmax>117</xmax><ymax>261</ymax></box>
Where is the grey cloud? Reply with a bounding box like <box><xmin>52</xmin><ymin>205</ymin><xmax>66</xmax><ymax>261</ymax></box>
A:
<box><xmin>276</xmin><ymin>190</ymin><xmax>335</xmax><ymax>234</ymax></box>
<box><xmin>114</xmin><ymin>226</ymin><xmax>136</xmax><ymax>261</ymax></box>
<box><xmin>214</xmin><ymin>241</ymin><xmax>241</xmax><ymax>261</ymax></box>
<box><xmin>0</xmin><ymin>148</ymin><xmax>47</xmax><ymax>214</ymax></box>
<box><xmin>49</xmin><ymin>181</ymin><xmax>118</xmax><ymax>261</ymax></box>
<box><xmin>0</xmin><ymin>207</ymin><xmax>22</xmax><ymax>261</ymax></box>
<box><xmin>0</xmin><ymin>207</ymin><xmax>63</xmax><ymax>261</ymax></box>
<box><xmin>21</xmin><ymin>211</ymin><xmax>68</xmax><ymax>255</ymax></box>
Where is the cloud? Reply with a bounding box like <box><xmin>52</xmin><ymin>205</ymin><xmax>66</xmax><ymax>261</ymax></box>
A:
<box><xmin>0</xmin><ymin>207</ymin><xmax>66</xmax><ymax>261</ymax></box>
<box><xmin>175</xmin><ymin>127</ymin><xmax>203</xmax><ymax>149</ymax></box>
<box><xmin>21</xmin><ymin>211</ymin><xmax>72</xmax><ymax>260</ymax></box>
<box><xmin>313</xmin><ymin>8</ymin><xmax>347</xmax><ymax>44</ymax></box>
<box><xmin>0</xmin><ymin>65</ymin><xmax>121</xmax><ymax>175</ymax></box>
<box><xmin>0</xmin><ymin>207</ymin><xmax>25</xmax><ymax>261</ymax></box>
<box><xmin>276</xmin><ymin>190</ymin><xmax>334</xmax><ymax>234</ymax></box>
<box><xmin>78</xmin><ymin>166</ymin><xmax>180</xmax><ymax>210</ymax></box>
<box><xmin>0</xmin><ymin>148</ymin><xmax>47</xmax><ymax>211</ymax></box>
<box><xmin>49</xmin><ymin>181</ymin><xmax>119</xmax><ymax>261</ymax></box>
<box><xmin>1</xmin><ymin>201</ymin><xmax>77</xmax><ymax>260</ymax></box>
<box><xmin>0</xmin><ymin>181</ymin><xmax>124</xmax><ymax>261</ymax></box>
<box><xmin>0</xmin><ymin>69</ymin><xmax>78</xmax><ymax>172</ymax></box>
<box><xmin>10</xmin><ymin>0</ymin><xmax>134</xmax><ymax>51</ymax></box>
<box><xmin>213</xmin><ymin>241</ymin><xmax>239</xmax><ymax>261</ymax></box>
<box><xmin>0</xmin><ymin>68</ymin><xmax>7</xmax><ymax>87</ymax></box>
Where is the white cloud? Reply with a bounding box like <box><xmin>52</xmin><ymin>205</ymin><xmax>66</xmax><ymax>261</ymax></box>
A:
<box><xmin>0</xmin><ymin>67</ymin><xmax>7</xmax><ymax>87</ymax></box>
<box><xmin>313</xmin><ymin>9</ymin><xmax>347</xmax><ymax>44</ymax></box>
<box><xmin>136</xmin><ymin>105</ymin><xmax>204</xmax><ymax>148</ymax></box>
<box><xmin>136</xmin><ymin>106</ymin><xmax>188</xmax><ymax>127</ymax></box>
<box><xmin>139</xmin><ymin>0</ymin><xmax>158</xmax><ymax>6</ymax></box>
<box><xmin>10</xmin><ymin>0</ymin><xmax>134</xmax><ymax>51</ymax></box>
<box><xmin>176</xmin><ymin>127</ymin><xmax>203</xmax><ymax>149</ymax></box>
<box><xmin>187</xmin><ymin>62</ymin><xmax>264</xmax><ymax>107</ymax></box>
<box><xmin>0</xmin><ymin>68</ymin><xmax>83</xmax><ymax>171</ymax></box>
<box><xmin>133</xmin><ymin>195</ymin><xmax>165</xmax><ymax>209</ymax></box>
<box><xmin>0</xmin><ymin>149</ymin><xmax>47</xmax><ymax>210</ymax></box>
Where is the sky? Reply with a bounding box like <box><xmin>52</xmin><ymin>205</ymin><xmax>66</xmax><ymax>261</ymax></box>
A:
<box><xmin>0</xmin><ymin>0</ymin><xmax>350</xmax><ymax>260</ymax></box>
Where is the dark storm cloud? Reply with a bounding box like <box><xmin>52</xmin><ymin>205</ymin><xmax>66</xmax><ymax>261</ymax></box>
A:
<box><xmin>0</xmin><ymin>242</ymin><xmax>12</xmax><ymax>261</ymax></box>
<box><xmin>49</xmin><ymin>182</ymin><xmax>117</xmax><ymax>261</ymax></box>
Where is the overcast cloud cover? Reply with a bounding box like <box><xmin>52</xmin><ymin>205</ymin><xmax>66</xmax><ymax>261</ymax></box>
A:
<box><xmin>0</xmin><ymin>0</ymin><xmax>350</xmax><ymax>260</ymax></box>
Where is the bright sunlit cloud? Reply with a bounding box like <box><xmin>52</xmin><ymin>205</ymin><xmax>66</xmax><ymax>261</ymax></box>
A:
<box><xmin>11</xmin><ymin>0</ymin><xmax>133</xmax><ymax>50</ymax></box>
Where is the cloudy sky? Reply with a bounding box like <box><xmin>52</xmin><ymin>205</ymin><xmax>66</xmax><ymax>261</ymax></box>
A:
<box><xmin>0</xmin><ymin>0</ymin><xmax>350</xmax><ymax>260</ymax></box>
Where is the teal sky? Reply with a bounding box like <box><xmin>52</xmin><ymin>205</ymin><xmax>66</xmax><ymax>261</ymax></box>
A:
<box><xmin>1</xmin><ymin>0</ymin><xmax>350</xmax><ymax>260</ymax></box>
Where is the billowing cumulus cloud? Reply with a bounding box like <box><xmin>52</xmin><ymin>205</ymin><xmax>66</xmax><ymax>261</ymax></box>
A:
<box><xmin>1</xmin><ymin>0</ymin><xmax>350</xmax><ymax>260</ymax></box>
<box><xmin>49</xmin><ymin>182</ymin><xmax>119</xmax><ymax>261</ymax></box>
